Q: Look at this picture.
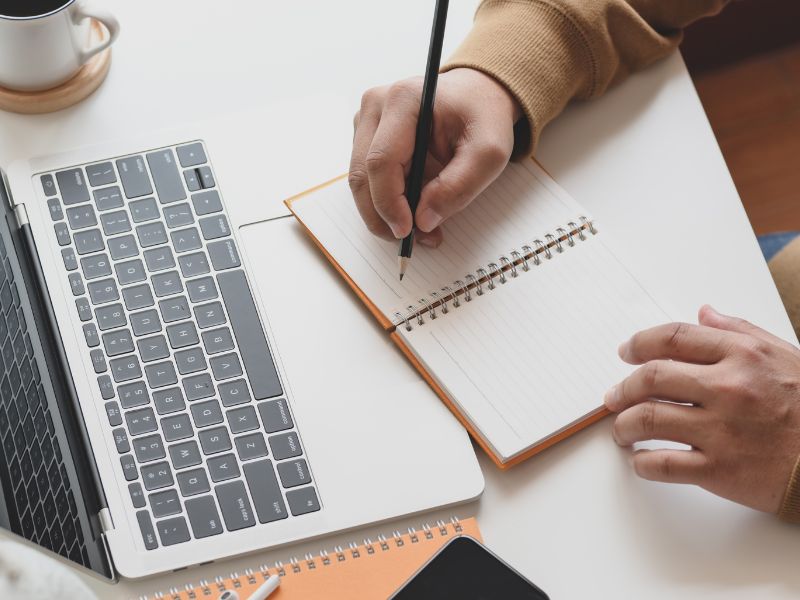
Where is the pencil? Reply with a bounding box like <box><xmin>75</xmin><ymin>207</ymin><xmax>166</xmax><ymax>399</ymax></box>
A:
<box><xmin>398</xmin><ymin>0</ymin><xmax>449</xmax><ymax>280</ymax></box>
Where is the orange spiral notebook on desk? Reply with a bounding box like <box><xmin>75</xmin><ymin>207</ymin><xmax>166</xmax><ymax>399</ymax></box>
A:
<box><xmin>286</xmin><ymin>159</ymin><xmax>669</xmax><ymax>469</ymax></box>
<box><xmin>142</xmin><ymin>517</ymin><xmax>480</xmax><ymax>600</ymax></box>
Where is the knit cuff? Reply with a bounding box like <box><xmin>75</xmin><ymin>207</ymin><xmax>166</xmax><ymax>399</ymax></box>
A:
<box><xmin>779</xmin><ymin>454</ymin><xmax>800</xmax><ymax>523</ymax></box>
<box><xmin>441</xmin><ymin>0</ymin><xmax>596</xmax><ymax>157</ymax></box>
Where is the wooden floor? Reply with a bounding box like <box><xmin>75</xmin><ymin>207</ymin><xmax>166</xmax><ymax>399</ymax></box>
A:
<box><xmin>692</xmin><ymin>44</ymin><xmax>800</xmax><ymax>235</ymax></box>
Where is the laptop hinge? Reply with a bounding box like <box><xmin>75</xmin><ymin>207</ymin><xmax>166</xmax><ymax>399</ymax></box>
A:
<box><xmin>12</xmin><ymin>202</ymin><xmax>28</xmax><ymax>227</ymax></box>
<box><xmin>98</xmin><ymin>507</ymin><xmax>115</xmax><ymax>533</ymax></box>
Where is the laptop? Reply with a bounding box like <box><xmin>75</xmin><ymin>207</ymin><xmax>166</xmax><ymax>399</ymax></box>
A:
<box><xmin>0</xmin><ymin>118</ymin><xmax>483</xmax><ymax>579</ymax></box>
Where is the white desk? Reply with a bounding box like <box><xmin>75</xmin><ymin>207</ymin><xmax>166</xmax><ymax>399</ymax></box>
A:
<box><xmin>2</xmin><ymin>1</ymin><xmax>799</xmax><ymax>598</ymax></box>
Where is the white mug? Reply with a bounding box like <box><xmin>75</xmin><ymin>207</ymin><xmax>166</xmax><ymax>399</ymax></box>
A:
<box><xmin>0</xmin><ymin>0</ymin><xmax>120</xmax><ymax>92</ymax></box>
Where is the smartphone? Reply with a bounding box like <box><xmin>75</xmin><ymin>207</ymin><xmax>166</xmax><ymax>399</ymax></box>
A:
<box><xmin>390</xmin><ymin>535</ymin><xmax>549</xmax><ymax>599</ymax></box>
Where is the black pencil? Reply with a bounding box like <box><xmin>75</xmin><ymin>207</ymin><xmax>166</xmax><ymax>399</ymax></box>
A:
<box><xmin>398</xmin><ymin>0</ymin><xmax>449</xmax><ymax>281</ymax></box>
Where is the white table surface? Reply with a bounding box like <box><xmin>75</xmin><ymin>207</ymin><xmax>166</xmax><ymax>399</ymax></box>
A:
<box><xmin>2</xmin><ymin>1</ymin><xmax>800</xmax><ymax>598</ymax></box>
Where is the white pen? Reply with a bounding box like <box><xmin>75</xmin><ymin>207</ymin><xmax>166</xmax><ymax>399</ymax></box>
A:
<box><xmin>217</xmin><ymin>574</ymin><xmax>281</xmax><ymax>600</ymax></box>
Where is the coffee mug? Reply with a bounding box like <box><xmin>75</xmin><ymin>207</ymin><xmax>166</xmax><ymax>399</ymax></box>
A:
<box><xmin>0</xmin><ymin>0</ymin><xmax>120</xmax><ymax>92</ymax></box>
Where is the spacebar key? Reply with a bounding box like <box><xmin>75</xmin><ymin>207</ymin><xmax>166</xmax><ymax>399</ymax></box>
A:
<box><xmin>217</xmin><ymin>270</ymin><xmax>283</xmax><ymax>399</ymax></box>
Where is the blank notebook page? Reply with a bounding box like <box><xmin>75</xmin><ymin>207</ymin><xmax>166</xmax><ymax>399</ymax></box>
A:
<box><xmin>291</xmin><ymin>161</ymin><xmax>586</xmax><ymax>323</ymax></box>
<box><xmin>397</xmin><ymin>233</ymin><xmax>670</xmax><ymax>461</ymax></box>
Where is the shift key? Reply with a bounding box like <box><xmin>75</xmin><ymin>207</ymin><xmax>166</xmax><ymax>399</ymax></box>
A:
<box><xmin>243</xmin><ymin>460</ymin><xmax>288</xmax><ymax>523</ymax></box>
<box><xmin>116</xmin><ymin>156</ymin><xmax>153</xmax><ymax>199</ymax></box>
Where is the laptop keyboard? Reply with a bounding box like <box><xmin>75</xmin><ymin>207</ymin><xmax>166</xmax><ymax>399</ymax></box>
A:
<box><xmin>41</xmin><ymin>142</ymin><xmax>319</xmax><ymax>550</ymax></box>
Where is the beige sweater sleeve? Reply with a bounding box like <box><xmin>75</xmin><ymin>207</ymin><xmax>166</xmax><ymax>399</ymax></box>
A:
<box><xmin>442</xmin><ymin>0</ymin><xmax>729</xmax><ymax>155</ymax></box>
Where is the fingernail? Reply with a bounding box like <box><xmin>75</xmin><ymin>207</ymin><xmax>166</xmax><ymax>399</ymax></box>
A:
<box><xmin>418</xmin><ymin>236</ymin><xmax>438</xmax><ymax>248</ymax></box>
<box><xmin>618</xmin><ymin>340</ymin><xmax>629</xmax><ymax>359</ymax></box>
<box><xmin>604</xmin><ymin>385</ymin><xmax>618</xmax><ymax>409</ymax></box>
<box><xmin>388</xmin><ymin>222</ymin><xmax>405</xmax><ymax>239</ymax></box>
<box><xmin>416</xmin><ymin>208</ymin><xmax>442</xmax><ymax>233</ymax></box>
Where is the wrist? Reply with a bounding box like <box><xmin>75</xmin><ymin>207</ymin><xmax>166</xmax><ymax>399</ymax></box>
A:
<box><xmin>450</xmin><ymin>67</ymin><xmax>523</xmax><ymax>124</ymax></box>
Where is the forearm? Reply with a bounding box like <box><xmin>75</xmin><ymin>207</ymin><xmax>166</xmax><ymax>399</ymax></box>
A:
<box><xmin>442</xmin><ymin>0</ymin><xmax>729</xmax><ymax>155</ymax></box>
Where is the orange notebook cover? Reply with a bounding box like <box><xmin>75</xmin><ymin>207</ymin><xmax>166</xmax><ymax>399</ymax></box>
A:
<box><xmin>144</xmin><ymin>517</ymin><xmax>480</xmax><ymax>600</ymax></box>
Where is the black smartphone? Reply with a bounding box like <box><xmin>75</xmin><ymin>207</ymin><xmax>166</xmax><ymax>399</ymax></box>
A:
<box><xmin>390</xmin><ymin>535</ymin><xmax>549</xmax><ymax>599</ymax></box>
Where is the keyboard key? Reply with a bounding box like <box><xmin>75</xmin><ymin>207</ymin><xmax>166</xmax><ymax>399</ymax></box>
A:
<box><xmin>177</xmin><ymin>468</ymin><xmax>210</xmax><ymax>497</ymax></box>
<box><xmin>102</xmin><ymin>328</ymin><xmax>134</xmax><ymax>356</ymax></box>
<box><xmin>129</xmin><ymin>483</ymin><xmax>146</xmax><ymax>508</ymax></box>
<box><xmin>286</xmin><ymin>486</ymin><xmax>320</xmax><ymax>516</ymax></box>
<box><xmin>73</xmin><ymin>229</ymin><xmax>104</xmax><ymax>255</ymax></box>
<box><xmin>143</xmin><ymin>246</ymin><xmax>175</xmax><ymax>272</ymax></box>
<box><xmin>185</xmin><ymin>495</ymin><xmax>223</xmax><ymax>539</ymax></box>
<box><xmin>197</xmin><ymin>166</ymin><xmax>215</xmax><ymax>189</ymax></box>
<box><xmin>93</xmin><ymin>186</ymin><xmax>124</xmax><ymax>211</ymax></box>
<box><xmin>210</xmin><ymin>352</ymin><xmax>242</xmax><ymax>380</ymax></box>
<box><xmin>198</xmin><ymin>426</ymin><xmax>231</xmax><ymax>455</ymax></box>
<box><xmin>215</xmin><ymin>480</ymin><xmax>255</xmax><ymax>530</ymax></box>
<box><xmin>104</xmin><ymin>401</ymin><xmax>122</xmax><ymax>426</ymax></box>
<box><xmin>153</xmin><ymin>387</ymin><xmax>186</xmax><ymax>415</ymax></box>
<box><xmin>122</xmin><ymin>283</ymin><xmax>154</xmax><ymax>310</ymax></box>
<box><xmin>269</xmin><ymin>431</ymin><xmax>302</xmax><ymax>460</ymax></box>
<box><xmin>47</xmin><ymin>198</ymin><xmax>64</xmax><ymax>221</ymax></box>
<box><xmin>146</xmin><ymin>149</ymin><xmax>186</xmax><ymax>205</ymax></box>
<box><xmin>80</xmin><ymin>253</ymin><xmax>112</xmax><ymax>279</ymax></box>
<box><xmin>133</xmin><ymin>433</ymin><xmax>166</xmax><ymax>463</ymax></box>
<box><xmin>184</xmin><ymin>168</ymin><xmax>201</xmax><ymax>192</ymax></box>
<box><xmin>168</xmin><ymin>322</ymin><xmax>203</xmax><ymax>350</ymax></box>
<box><xmin>277</xmin><ymin>459</ymin><xmax>312</xmax><ymax>488</ymax></box>
<box><xmin>141</xmin><ymin>461</ymin><xmax>173</xmax><ymax>491</ymax></box>
<box><xmin>159</xmin><ymin>295</ymin><xmax>190</xmax><ymax>322</ymax></box>
<box><xmin>195</xmin><ymin>301</ymin><xmax>225</xmax><ymax>329</ymax></box>
<box><xmin>100</xmin><ymin>210</ymin><xmax>131</xmax><ymax>236</ymax></box>
<box><xmin>163</xmin><ymin>203</ymin><xmax>193</xmax><ymax>228</ymax></box>
<box><xmin>129</xmin><ymin>197</ymin><xmax>159</xmax><ymax>223</ymax></box>
<box><xmin>54</xmin><ymin>222</ymin><xmax>71</xmax><ymax>246</ymax></box>
<box><xmin>65</xmin><ymin>204</ymin><xmax>97</xmax><ymax>230</ymax></box>
<box><xmin>243</xmin><ymin>460</ymin><xmax>287</xmax><ymax>523</ymax></box>
<box><xmin>227</xmin><ymin>405</ymin><xmax>258</xmax><ymax>434</ymax></box>
<box><xmin>107</xmin><ymin>234</ymin><xmax>138</xmax><ymax>260</ymax></box>
<box><xmin>156</xmin><ymin>516</ymin><xmax>190</xmax><ymax>547</ymax></box>
<box><xmin>177</xmin><ymin>143</ymin><xmax>207</xmax><ymax>167</ymax></box>
<box><xmin>190</xmin><ymin>399</ymin><xmax>223</xmax><ymax>428</ymax></box>
<box><xmin>82</xmin><ymin>323</ymin><xmax>100</xmax><ymax>347</ymax></box>
<box><xmin>137</xmin><ymin>334</ymin><xmax>169</xmax><ymax>362</ymax></box>
<box><xmin>136</xmin><ymin>222</ymin><xmax>168</xmax><ymax>248</ymax></box>
<box><xmin>218</xmin><ymin>378</ymin><xmax>250</xmax><ymax>407</ymax></box>
<box><xmin>97</xmin><ymin>374</ymin><xmax>114</xmax><ymax>399</ymax></box>
<box><xmin>201</xmin><ymin>327</ymin><xmax>233</xmax><ymax>356</ymax></box>
<box><xmin>182</xmin><ymin>373</ymin><xmax>214</xmax><ymax>401</ymax></box>
<box><xmin>258</xmin><ymin>398</ymin><xmax>293</xmax><ymax>433</ymax></box>
<box><xmin>118</xmin><ymin>381</ymin><xmax>149</xmax><ymax>408</ymax></box>
<box><xmin>120</xmin><ymin>454</ymin><xmax>138</xmax><ymax>481</ymax></box>
<box><xmin>207</xmin><ymin>453</ymin><xmax>239</xmax><ymax>482</ymax></box>
<box><xmin>187</xmin><ymin>276</ymin><xmax>218</xmax><ymax>303</ymax></box>
<box><xmin>207</xmin><ymin>239</ymin><xmax>241</xmax><ymax>271</ymax></box>
<box><xmin>88</xmin><ymin>278</ymin><xmax>119</xmax><ymax>305</ymax></box>
<box><xmin>218</xmin><ymin>270</ymin><xmax>283</xmax><ymax>400</ymax></box>
<box><xmin>126</xmin><ymin>407</ymin><xmax>158</xmax><ymax>436</ymax></box>
<box><xmin>191</xmin><ymin>190</ymin><xmax>222</xmax><ymax>215</ymax></box>
<box><xmin>130</xmin><ymin>309</ymin><xmax>161</xmax><ymax>336</ymax></box>
<box><xmin>95</xmin><ymin>303</ymin><xmax>126</xmax><ymax>330</ymax></box>
<box><xmin>41</xmin><ymin>174</ymin><xmax>57</xmax><ymax>197</ymax></box>
<box><xmin>68</xmin><ymin>272</ymin><xmax>85</xmax><ymax>296</ymax></box>
<box><xmin>116</xmin><ymin>156</ymin><xmax>153</xmax><ymax>199</ymax></box>
<box><xmin>115</xmin><ymin>258</ymin><xmax>146</xmax><ymax>285</ymax></box>
<box><xmin>112</xmin><ymin>428</ymin><xmax>130</xmax><ymax>453</ymax></box>
<box><xmin>149</xmin><ymin>488</ymin><xmax>180</xmax><ymax>518</ymax></box>
<box><xmin>88</xmin><ymin>349</ymin><xmax>107</xmax><ymax>374</ymax></box>
<box><xmin>169</xmin><ymin>440</ymin><xmax>201</xmax><ymax>469</ymax></box>
<box><xmin>162</xmin><ymin>413</ymin><xmax>193</xmax><ymax>442</ymax></box>
<box><xmin>178</xmin><ymin>251</ymin><xmax>210</xmax><ymax>278</ymax></box>
<box><xmin>110</xmin><ymin>355</ymin><xmax>142</xmax><ymax>382</ymax></box>
<box><xmin>235</xmin><ymin>433</ymin><xmax>268</xmax><ymax>461</ymax></box>
<box><xmin>175</xmin><ymin>347</ymin><xmax>206</xmax><ymax>375</ymax></box>
<box><xmin>151</xmin><ymin>270</ymin><xmax>183</xmax><ymax>297</ymax></box>
<box><xmin>199</xmin><ymin>215</ymin><xmax>231</xmax><ymax>240</ymax></box>
<box><xmin>170</xmin><ymin>227</ymin><xmax>202</xmax><ymax>254</ymax></box>
<box><xmin>56</xmin><ymin>169</ymin><xmax>89</xmax><ymax>205</ymax></box>
<box><xmin>86</xmin><ymin>161</ymin><xmax>116</xmax><ymax>186</ymax></box>
<box><xmin>136</xmin><ymin>510</ymin><xmax>158</xmax><ymax>550</ymax></box>
<box><xmin>144</xmin><ymin>360</ymin><xmax>178</xmax><ymax>388</ymax></box>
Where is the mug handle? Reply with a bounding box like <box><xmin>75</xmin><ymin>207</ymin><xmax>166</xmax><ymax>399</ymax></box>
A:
<box><xmin>72</xmin><ymin>2</ymin><xmax>121</xmax><ymax>64</ymax></box>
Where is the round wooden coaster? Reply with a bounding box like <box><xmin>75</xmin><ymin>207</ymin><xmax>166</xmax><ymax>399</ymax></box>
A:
<box><xmin>0</xmin><ymin>20</ymin><xmax>112</xmax><ymax>115</ymax></box>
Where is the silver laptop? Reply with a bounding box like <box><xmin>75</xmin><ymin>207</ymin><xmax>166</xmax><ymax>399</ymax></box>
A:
<box><xmin>0</xmin><ymin>122</ymin><xmax>483</xmax><ymax>579</ymax></box>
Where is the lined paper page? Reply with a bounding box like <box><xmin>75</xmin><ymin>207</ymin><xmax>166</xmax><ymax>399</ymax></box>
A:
<box><xmin>398</xmin><ymin>234</ymin><xmax>670</xmax><ymax>461</ymax></box>
<box><xmin>291</xmin><ymin>161</ymin><xmax>586</xmax><ymax>322</ymax></box>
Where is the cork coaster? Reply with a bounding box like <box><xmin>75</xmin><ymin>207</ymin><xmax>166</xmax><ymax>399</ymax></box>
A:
<box><xmin>0</xmin><ymin>20</ymin><xmax>112</xmax><ymax>114</ymax></box>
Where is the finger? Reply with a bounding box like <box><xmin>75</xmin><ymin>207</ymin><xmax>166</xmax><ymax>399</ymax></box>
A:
<box><xmin>631</xmin><ymin>449</ymin><xmax>709</xmax><ymax>485</ymax></box>
<box><xmin>414</xmin><ymin>138</ymin><xmax>510</xmax><ymax>233</ymax></box>
<box><xmin>699</xmin><ymin>304</ymin><xmax>795</xmax><ymax>351</ymax></box>
<box><xmin>618</xmin><ymin>322</ymin><xmax>734</xmax><ymax>365</ymax></box>
<box><xmin>604</xmin><ymin>360</ymin><xmax>713</xmax><ymax>412</ymax></box>
<box><xmin>612</xmin><ymin>401</ymin><xmax>710</xmax><ymax>448</ymax></box>
<box><xmin>416</xmin><ymin>227</ymin><xmax>443</xmax><ymax>248</ymax></box>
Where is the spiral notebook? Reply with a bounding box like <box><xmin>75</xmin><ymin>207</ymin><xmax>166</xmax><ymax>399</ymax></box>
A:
<box><xmin>142</xmin><ymin>517</ymin><xmax>480</xmax><ymax>600</ymax></box>
<box><xmin>287</xmin><ymin>160</ymin><xmax>669</xmax><ymax>468</ymax></box>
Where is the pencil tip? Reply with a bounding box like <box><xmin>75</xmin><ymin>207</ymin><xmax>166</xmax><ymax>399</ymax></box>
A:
<box><xmin>399</xmin><ymin>273</ymin><xmax>404</xmax><ymax>281</ymax></box>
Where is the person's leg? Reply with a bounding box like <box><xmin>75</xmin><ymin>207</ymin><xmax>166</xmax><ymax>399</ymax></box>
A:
<box><xmin>766</xmin><ymin>234</ymin><xmax>800</xmax><ymax>339</ymax></box>
<box><xmin>759</xmin><ymin>231</ymin><xmax>800</xmax><ymax>262</ymax></box>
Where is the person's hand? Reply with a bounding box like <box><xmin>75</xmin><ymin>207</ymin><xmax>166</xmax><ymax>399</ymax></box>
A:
<box><xmin>605</xmin><ymin>305</ymin><xmax>800</xmax><ymax>514</ymax></box>
<box><xmin>349</xmin><ymin>68</ymin><xmax>521</xmax><ymax>247</ymax></box>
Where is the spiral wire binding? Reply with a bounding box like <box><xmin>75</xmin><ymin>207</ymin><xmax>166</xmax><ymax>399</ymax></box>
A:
<box><xmin>139</xmin><ymin>516</ymin><xmax>467</xmax><ymax>600</ymax></box>
<box><xmin>393</xmin><ymin>216</ymin><xmax>597</xmax><ymax>331</ymax></box>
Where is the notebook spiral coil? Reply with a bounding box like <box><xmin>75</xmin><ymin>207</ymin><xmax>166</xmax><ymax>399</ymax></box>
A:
<box><xmin>140</xmin><ymin>516</ymin><xmax>466</xmax><ymax>600</ymax></box>
<box><xmin>393</xmin><ymin>216</ymin><xmax>597</xmax><ymax>331</ymax></box>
